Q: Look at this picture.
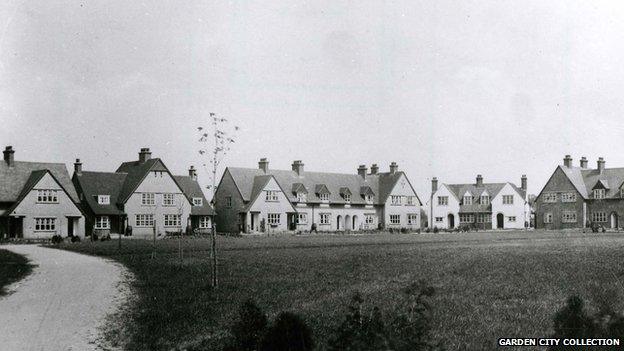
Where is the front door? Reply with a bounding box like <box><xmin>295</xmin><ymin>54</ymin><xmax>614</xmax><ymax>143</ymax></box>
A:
<box><xmin>497</xmin><ymin>213</ymin><xmax>504</xmax><ymax>229</ymax></box>
<box><xmin>611</xmin><ymin>212</ymin><xmax>618</xmax><ymax>229</ymax></box>
<box><xmin>448</xmin><ymin>214</ymin><xmax>455</xmax><ymax>229</ymax></box>
<box><xmin>67</xmin><ymin>217</ymin><xmax>74</xmax><ymax>237</ymax></box>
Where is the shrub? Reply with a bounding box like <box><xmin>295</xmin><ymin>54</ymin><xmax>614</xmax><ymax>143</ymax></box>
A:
<box><xmin>400</xmin><ymin>228</ymin><xmax>409</xmax><ymax>234</ymax></box>
<box><xmin>425</xmin><ymin>227</ymin><xmax>431</xmax><ymax>233</ymax></box>
<box><xmin>91</xmin><ymin>233</ymin><xmax>99</xmax><ymax>241</ymax></box>
<box><xmin>70</xmin><ymin>235</ymin><xmax>81</xmax><ymax>243</ymax></box>
<box><xmin>226</xmin><ymin>299</ymin><xmax>268</xmax><ymax>351</ymax></box>
<box><xmin>51</xmin><ymin>235</ymin><xmax>63</xmax><ymax>244</ymax></box>
<box><xmin>432</xmin><ymin>227</ymin><xmax>439</xmax><ymax>234</ymax></box>
<box><xmin>260</xmin><ymin>312</ymin><xmax>314</xmax><ymax>351</ymax></box>
<box><xmin>100</xmin><ymin>234</ymin><xmax>111</xmax><ymax>241</ymax></box>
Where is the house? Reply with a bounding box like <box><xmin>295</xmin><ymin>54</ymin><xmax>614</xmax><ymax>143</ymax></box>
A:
<box><xmin>429</xmin><ymin>174</ymin><xmax>529</xmax><ymax>230</ymax></box>
<box><xmin>72</xmin><ymin>148</ymin><xmax>214</xmax><ymax>238</ymax></box>
<box><xmin>0</xmin><ymin>146</ymin><xmax>85</xmax><ymax>239</ymax></box>
<box><xmin>535</xmin><ymin>155</ymin><xmax>624</xmax><ymax>230</ymax></box>
<box><xmin>214</xmin><ymin>158</ymin><xmax>422</xmax><ymax>234</ymax></box>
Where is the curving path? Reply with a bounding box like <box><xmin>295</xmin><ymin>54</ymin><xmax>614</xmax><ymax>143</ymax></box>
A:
<box><xmin>0</xmin><ymin>245</ymin><xmax>131</xmax><ymax>351</ymax></box>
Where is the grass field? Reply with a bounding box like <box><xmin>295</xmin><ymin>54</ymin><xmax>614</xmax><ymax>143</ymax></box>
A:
<box><xmin>57</xmin><ymin>230</ymin><xmax>624</xmax><ymax>350</ymax></box>
<box><xmin>0</xmin><ymin>249</ymin><xmax>34</xmax><ymax>297</ymax></box>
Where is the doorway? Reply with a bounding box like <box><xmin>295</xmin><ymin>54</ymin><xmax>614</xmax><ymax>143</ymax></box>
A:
<box><xmin>345</xmin><ymin>215</ymin><xmax>351</xmax><ymax>230</ymax></box>
<box><xmin>352</xmin><ymin>215</ymin><xmax>358</xmax><ymax>231</ymax></box>
<box><xmin>67</xmin><ymin>217</ymin><xmax>74</xmax><ymax>237</ymax></box>
<box><xmin>336</xmin><ymin>215</ymin><xmax>342</xmax><ymax>230</ymax></box>
<box><xmin>610</xmin><ymin>212</ymin><xmax>618</xmax><ymax>229</ymax></box>
<box><xmin>447</xmin><ymin>214</ymin><xmax>455</xmax><ymax>229</ymax></box>
<box><xmin>497</xmin><ymin>213</ymin><xmax>504</xmax><ymax>229</ymax></box>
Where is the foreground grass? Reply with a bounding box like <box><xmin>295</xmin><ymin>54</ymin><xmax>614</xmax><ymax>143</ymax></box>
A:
<box><xmin>58</xmin><ymin>231</ymin><xmax>624</xmax><ymax>350</ymax></box>
<box><xmin>0</xmin><ymin>249</ymin><xmax>34</xmax><ymax>296</ymax></box>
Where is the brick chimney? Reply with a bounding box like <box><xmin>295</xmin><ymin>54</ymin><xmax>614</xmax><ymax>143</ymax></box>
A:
<box><xmin>580</xmin><ymin>156</ymin><xmax>588</xmax><ymax>169</ymax></box>
<box><xmin>258</xmin><ymin>158</ymin><xmax>269</xmax><ymax>173</ymax></box>
<box><xmin>189</xmin><ymin>165</ymin><xmax>197</xmax><ymax>180</ymax></box>
<box><xmin>389</xmin><ymin>162</ymin><xmax>398</xmax><ymax>174</ymax></box>
<box><xmin>521</xmin><ymin>174</ymin><xmax>527</xmax><ymax>192</ymax></box>
<box><xmin>370</xmin><ymin>164</ymin><xmax>379</xmax><ymax>175</ymax></box>
<box><xmin>432</xmin><ymin>177</ymin><xmax>438</xmax><ymax>193</ymax></box>
<box><xmin>74</xmin><ymin>159</ymin><xmax>82</xmax><ymax>175</ymax></box>
<box><xmin>476</xmin><ymin>174</ymin><xmax>483</xmax><ymax>187</ymax></box>
<box><xmin>563</xmin><ymin>155</ymin><xmax>572</xmax><ymax>168</ymax></box>
<box><xmin>597</xmin><ymin>157</ymin><xmax>605</xmax><ymax>174</ymax></box>
<box><xmin>3</xmin><ymin>146</ymin><xmax>14</xmax><ymax>167</ymax></box>
<box><xmin>292</xmin><ymin>160</ymin><xmax>304</xmax><ymax>176</ymax></box>
<box><xmin>139</xmin><ymin>148</ymin><xmax>152</xmax><ymax>163</ymax></box>
<box><xmin>357</xmin><ymin>165</ymin><xmax>367</xmax><ymax>179</ymax></box>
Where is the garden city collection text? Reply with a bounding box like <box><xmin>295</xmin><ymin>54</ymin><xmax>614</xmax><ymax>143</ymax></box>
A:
<box><xmin>498</xmin><ymin>338</ymin><xmax>620</xmax><ymax>347</ymax></box>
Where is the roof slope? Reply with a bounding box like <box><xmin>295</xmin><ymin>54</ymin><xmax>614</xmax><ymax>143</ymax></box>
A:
<box><xmin>0</xmin><ymin>161</ymin><xmax>79</xmax><ymax>203</ymax></box>
<box><xmin>73</xmin><ymin>171</ymin><xmax>127</xmax><ymax>215</ymax></box>
<box><xmin>445</xmin><ymin>183</ymin><xmax>508</xmax><ymax>201</ymax></box>
<box><xmin>558</xmin><ymin>165</ymin><xmax>624</xmax><ymax>199</ymax></box>
<box><xmin>115</xmin><ymin>158</ymin><xmax>165</xmax><ymax>203</ymax></box>
<box><xmin>174</xmin><ymin>175</ymin><xmax>215</xmax><ymax>216</ymax></box>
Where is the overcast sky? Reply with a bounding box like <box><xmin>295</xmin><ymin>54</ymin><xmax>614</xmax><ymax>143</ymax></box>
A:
<box><xmin>1</xmin><ymin>1</ymin><xmax>624</xmax><ymax>200</ymax></box>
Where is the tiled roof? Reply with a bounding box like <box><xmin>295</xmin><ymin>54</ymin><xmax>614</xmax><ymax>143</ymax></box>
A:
<box><xmin>459</xmin><ymin>204</ymin><xmax>492</xmax><ymax>213</ymax></box>
<box><xmin>115</xmin><ymin>158</ymin><xmax>167</xmax><ymax>203</ymax></box>
<box><xmin>446</xmin><ymin>183</ymin><xmax>508</xmax><ymax>201</ymax></box>
<box><xmin>174</xmin><ymin>175</ymin><xmax>215</xmax><ymax>216</ymax></box>
<box><xmin>225</xmin><ymin>167</ymin><xmax>422</xmax><ymax>206</ymax></box>
<box><xmin>5</xmin><ymin>170</ymin><xmax>83</xmax><ymax>216</ymax></box>
<box><xmin>0</xmin><ymin>161</ymin><xmax>79</xmax><ymax>203</ymax></box>
<box><xmin>73</xmin><ymin>171</ymin><xmax>127</xmax><ymax>215</ymax></box>
<box><xmin>559</xmin><ymin>165</ymin><xmax>624</xmax><ymax>199</ymax></box>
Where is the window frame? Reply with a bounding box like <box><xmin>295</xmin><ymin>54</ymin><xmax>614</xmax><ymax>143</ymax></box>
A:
<box><xmin>592</xmin><ymin>212</ymin><xmax>607</xmax><ymax>222</ymax></box>
<box><xmin>365</xmin><ymin>214</ymin><xmax>375</xmax><ymax>224</ymax></box>
<box><xmin>319</xmin><ymin>193</ymin><xmax>330</xmax><ymax>202</ymax></box>
<box><xmin>265</xmin><ymin>191</ymin><xmax>279</xmax><ymax>202</ymax></box>
<box><xmin>135</xmin><ymin>214</ymin><xmax>154</xmax><ymax>227</ymax></box>
<box><xmin>141</xmin><ymin>193</ymin><xmax>155</xmax><ymax>206</ymax></box>
<box><xmin>164</xmin><ymin>214</ymin><xmax>181</xmax><ymax>227</ymax></box>
<box><xmin>34</xmin><ymin>217</ymin><xmax>56</xmax><ymax>231</ymax></box>
<box><xmin>543</xmin><ymin>193</ymin><xmax>557</xmax><ymax>203</ymax></box>
<box><xmin>267</xmin><ymin>213</ymin><xmax>281</xmax><ymax>225</ymax></box>
<box><xmin>562</xmin><ymin>211</ymin><xmax>577</xmax><ymax>223</ymax></box>
<box><xmin>193</xmin><ymin>197</ymin><xmax>203</xmax><ymax>206</ymax></box>
<box><xmin>296</xmin><ymin>213</ymin><xmax>308</xmax><ymax>224</ymax></box>
<box><xmin>199</xmin><ymin>216</ymin><xmax>211</xmax><ymax>229</ymax></box>
<box><xmin>319</xmin><ymin>213</ymin><xmax>330</xmax><ymax>225</ymax></box>
<box><xmin>95</xmin><ymin>216</ymin><xmax>110</xmax><ymax>229</ymax></box>
<box><xmin>561</xmin><ymin>193</ymin><xmax>577</xmax><ymax>203</ymax></box>
<box><xmin>407</xmin><ymin>214</ymin><xmax>418</xmax><ymax>225</ymax></box>
<box><xmin>389</xmin><ymin>214</ymin><xmax>401</xmax><ymax>225</ymax></box>
<box><xmin>437</xmin><ymin>196</ymin><xmax>448</xmax><ymax>206</ymax></box>
<box><xmin>463</xmin><ymin>196</ymin><xmax>473</xmax><ymax>205</ymax></box>
<box><xmin>544</xmin><ymin>213</ymin><xmax>553</xmax><ymax>224</ymax></box>
<box><xmin>502</xmin><ymin>195</ymin><xmax>514</xmax><ymax>205</ymax></box>
<box><xmin>36</xmin><ymin>189</ymin><xmax>59</xmax><ymax>204</ymax></box>
<box><xmin>224</xmin><ymin>196</ymin><xmax>232</xmax><ymax>208</ymax></box>
<box><xmin>594</xmin><ymin>189</ymin><xmax>606</xmax><ymax>199</ymax></box>
<box><xmin>97</xmin><ymin>195</ymin><xmax>110</xmax><ymax>205</ymax></box>
<box><xmin>162</xmin><ymin>193</ymin><xmax>175</xmax><ymax>206</ymax></box>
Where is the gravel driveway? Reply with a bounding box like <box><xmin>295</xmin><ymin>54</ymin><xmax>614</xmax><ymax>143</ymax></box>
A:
<box><xmin>0</xmin><ymin>244</ymin><xmax>131</xmax><ymax>351</ymax></box>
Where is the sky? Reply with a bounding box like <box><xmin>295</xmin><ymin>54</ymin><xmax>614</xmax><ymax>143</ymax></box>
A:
<box><xmin>1</xmin><ymin>1</ymin><xmax>624</xmax><ymax>201</ymax></box>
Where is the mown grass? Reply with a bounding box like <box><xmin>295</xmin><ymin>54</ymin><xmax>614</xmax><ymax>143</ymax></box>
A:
<box><xmin>0</xmin><ymin>249</ymin><xmax>34</xmax><ymax>296</ymax></box>
<box><xmin>58</xmin><ymin>231</ymin><xmax>624</xmax><ymax>350</ymax></box>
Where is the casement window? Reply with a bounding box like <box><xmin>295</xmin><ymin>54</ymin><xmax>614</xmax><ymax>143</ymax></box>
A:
<box><xmin>463</xmin><ymin>196</ymin><xmax>473</xmax><ymax>205</ymax></box>
<box><xmin>593</xmin><ymin>189</ymin><xmax>606</xmax><ymax>199</ymax></box>
<box><xmin>544</xmin><ymin>213</ymin><xmax>553</xmax><ymax>224</ymax></box>
<box><xmin>543</xmin><ymin>193</ymin><xmax>557</xmax><ymax>203</ymax></box>
<box><xmin>365</xmin><ymin>214</ymin><xmax>375</xmax><ymax>224</ymax></box>
<box><xmin>135</xmin><ymin>214</ymin><xmax>154</xmax><ymax>227</ymax></box>
<box><xmin>365</xmin><ymin>195</ymin><xmax>374</xmax><ymax>203</ymax></box>
<box><xmin>437</xmin><ymin>196</ymin><xmax>448</xmax><ymax>206</ymax></box>
<box><xmin>297</xmin><ymin>192</ymin><xmax>307</xmax><ymax>202</ymax></box>
<box><xmin>37</xmin><ymin>189</ymin><xmax>58</xmax><ymax>203</ymax></box>
<box><xmin>266</xmin><ymin>191</ymin><xmax>279</xmax><ymax>202</ymax></box>
<box><xmin>193</xmin><ymin>197</ymin><xmax>203</xmax><ymax>206</ymax></box>
<box><xmin>435</xmin><ymin>217</ymin><xmax>444</xmax><ymax>223</ymax></box>
<box><xmin>343</xmin><ymin>194</ymin><xmax>351</xmax><ymax>203</ymax></box>
<box><xmin>508</xmin><ymin>216</ymin><xmax>516</xmax><ymax>222</ymax></box>
<box><xmin>95</xmin><ymin>216</ymin><xmax>110</xmax><ymax>229</ymax></box>
<box><xmin>199</xmin><ymin>216</ymin><xmax>210</xmax><ymax>229</ymax></box>
<box><xmin>407</xmin><ymin>214</ymin><xmax>418</xmax><ymax>225</ymax></box>
<box><xmin>319</xmin><ymin>193</ymin><xmax>330</xmax><ymax>202</ymax></box>
<box><xmin>460</xmin><ymin>214</ymin><xmax>474</xmax><ymax>223</ymax></box>
<box><xmin>562</xmin><ymin>211</ymin><xmax>577</xmax><ymax>223</ymax></box>
<box><xmin>406</xmin><ymin>196</ymin><xmax>416</xmax><ymax>206</ymax></box>
<box><xmin>391</xmin><ymin>196</ymin><xmax>402</xmax><ymax>205</ymax></box>
<box><xmin>620</xmin><ymin>189</ymin><xmax>624</xmax><ymax>198</ymax></box>
<box><xmin>320</xmin><ymin>213</ymin><xmax>330</xmax><ymax>225</ymax></box>
<box><xmin>98</xmin><ymin>195</ymin><xmax>110</xmax><ymax>205</ymax></box>
<box><xmin>480</xmin><ymin>196</ymin><xmax>490</xmax><ymax>205</ymax></box>
<box><xmin>162</xmin><ymin>193</ymin><xmax>175</xmax><ymax>206</ymax></box>
<box><xmin>141</xmin><ymin>193</ymin><xmax>155</xmax><ymax>206</ymax></box>
<box><xmin>389</xmin><ymin>214</ymin><xmax>401</xmax><ymax>225</ymax></box>
<box><xmin>297</xmin><ymin>213</ymin><xmax>308</xmax><ymax>224</ymax></box>
<box><xmin>502</xmin><ymin>195</ymin><xmax>514</xmax><ymax>205</ymax></box>
<box><xmin>561</xmin><ymin>193</ymin><xmax>577</xmax><ymax>203</ymax></box>
<box><xmin>225</xmin><ymin>196</ymin><xmax>232</xmax><ymax>208</ymax></box>
<box><xmin>267</xmin><ymin>213</ymin><xmax>281</xmax><ymax>225</ymax></box>
<box><xmin>477</xmin><ymin>213</ymin><xmax>491</xmax><ymax>223</ymax></box>
<box><xmin>592</xmin><ymin>212</ymin><xmax>607</xmax><ymax>222</ymax></box>
<box><xmin>164</xmin><ymin>214</ymin><xmax>181</xmax><ymax>227</ymax></box>
<box><xmin>35</xmin><ymin>218</ymin><xmax>56</xmax><ymax>231</ymax></box>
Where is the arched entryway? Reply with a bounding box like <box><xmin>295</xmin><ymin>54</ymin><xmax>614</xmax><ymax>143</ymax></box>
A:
<box><xmin>610</xmin><ymin>212</ymin><xmax>618</xmax><ymax>229</ymax></box>
<box><xmin>345</xmin><ymin>215</ymin><xmax>352</xmax><ymax>230</ymax></box>
<box><xmin>352</xmin><ymin>215</ymin><xmax>359</xmax><ymax>231</ymax></box>
<box><xmin>447</xmin><ymin>214</ymin><xmax>455</xmax><ymax>229</ymax></box>
<box><xmin>337</xmin><ymin>215</ymin><xmax>342</xmax><ymax>230</ymax></box>
<box><xmin>496</xmin><ymin>213</ymin><xmax>504</xmax><ymax>229</ymax></box>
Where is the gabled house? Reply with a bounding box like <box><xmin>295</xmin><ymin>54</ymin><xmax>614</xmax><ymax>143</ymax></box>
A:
<box><xmin>214</xmin><ymin>158</ymin><xmax>422</xmax><ymax>234</ymax></box>
<box><xmin>429</xmin><ymin>174</ymin><xmax>528</xmax><ymax>230</ymax></box>
<box><xmin>535</xmin><ymin>155</ymin><xmax>624</xmax><ymax>229</ymax></box>
<box><xmin>0</xmin><ymin>146</ymin><xmax>85</xmax><ymax>239</ymax></box>
<box><xmin>72</xmin><ymin>148</ymin><xmax>214</xmax><ymax>238</ymax></box>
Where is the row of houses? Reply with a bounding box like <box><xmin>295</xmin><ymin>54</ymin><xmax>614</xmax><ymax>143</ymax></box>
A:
<box><xmin>0</xmin><ymin>145</ymin><xmax>617</xmax><ymax>239</ymax></box>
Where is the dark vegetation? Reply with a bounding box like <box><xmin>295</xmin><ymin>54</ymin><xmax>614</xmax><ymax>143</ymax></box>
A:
<box><xmin>0</xmin><ymin>249</ymin><xmax>34</xmax><ymax>296</ymax></box>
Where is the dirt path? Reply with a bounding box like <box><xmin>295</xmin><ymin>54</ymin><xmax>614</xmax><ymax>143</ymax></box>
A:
<box><xmin>0</xmin><ymin>245</ymin><xmax>132</xmax><ymax>351</ymax></box>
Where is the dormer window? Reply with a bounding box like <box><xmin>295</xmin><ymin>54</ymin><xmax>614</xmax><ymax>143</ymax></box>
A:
<box><xmin>463</xmin><ymin>196</ymin><xmax>472</xmax><ymax>205</ymax></box>
<box><xmin>406</xmin><ymin>196</ymin><xmax>416</xmax><ymax>206</ymax></box>
<box><xmin>365</xmin><ymin>195</ymin><xmax>374</xmax><ymax>203</ymax></box>
<box><xmin>266</xmin><ymin>191</ymin><xmax>279</xmax><ymax>202</ymax></box>
<box><xmin>391</xmin><ymin>195</ymin><xmax>402</xmax><ymax>205</ymax></box>
<box><xmin>319</xmin><ymin>193</ymin><xmax>329</xmax><ymax>202</ymax></box>
<box><xmin>594</xmin><ymin>189</ymin><xmax>606</xmax><ymax>199</ymax></box>
<box><xmin>297</xmin><ymin>192</ymin><xmax>307</xmax><ymax>202</ymax></box>
<box><xmin>98</xmin><ymin>195</ymin><xmax>110</xmax><ymax>205</ymax></box>
<box><xmin>37</xmin><ymin>189</ymin><xmax>58</xmax><ymax>203</ymax></box>
<box><xmin>344</xmin><ymin>194</ymin><xmax>351</xmax><ymax>202</ymax></box>
<box><xmin>480</xmin><ymin>195</ymin><xmax>490</xmax><ymax>205</ymax></box>
<box><xmin>193</xmin><ymin>197</ymin><xmax>203</xmax><ymax>206</ymax></box>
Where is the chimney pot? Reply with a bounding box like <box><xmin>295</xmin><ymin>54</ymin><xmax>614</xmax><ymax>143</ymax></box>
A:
<box><xmin>476</xmin><ymin>174</ymin><xmax>483</xmax><ymax>187</ymax></box>
<box><xmin>189</xmin><ymin>165</ymin><xmax>197</xmax><ymax>180</ymax></box>
<box><xmin>358</xmin><ymin>164</ymin><xmax>367</xmax><ymax>179</ymax></box>
<box><xmin>521</xmin><ymin>174</ymin><xmax>527</xmax><ymax>191</ymax></box>
<box><xmin>370</xmin><ymin>164</ymin><xmax>379</xmax><ymax>175</ymax></box>
<box><xmin>139</xmin><ymin>148</ymin><xmax>152</xmax><ymax>163</ymax></box>
<box><xmin>389</xmin><ymin>162</ymin><xmax>398</xmax><ymax>174</ymax></box>
<box><xmin>564</xmin><ymin>155</ymin><xmax>573</xmax><ymax>168</ymax></box>
<box><xmin>74</xmin><ymin>158</ymin><xmax>82</xmax><ymax>175</ymax></box>
<box><xmin>598</xmin><ymin>157</ymin><xmax>606</xmax><ymax>174</ymax></box>
<box><xmin>259</xmin><ymin>158</ymin><xmax>269</xmax><ymax>173</ymax></box>
<box><xmin>291</xmin><ymin>160</ymin><xmax>304</xmax><ymax>176</ymax></box>
<box><xmin>432</xmin><ymin>177</ymin><xmax>438</xmax><ymax>193</ymax></box>
<box><xmin>580</xmin><ymin>156</ymin><xmax>588</xmax><ymax>169</ymax></box>
<box><xmin>3</xmin><ymin>146</ymin><xmax>15</xmax><ymax>167</ymax></box>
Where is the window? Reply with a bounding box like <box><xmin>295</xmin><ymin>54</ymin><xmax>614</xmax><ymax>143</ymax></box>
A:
<box><xmin>297</xmin><ymin>213</ymin><xmax>308</xmax><ymax>224</ymax></box>
<box><xmin>391</xmin><ymin>196</ymin><xmax>402</xmax><ymax>205</ymax></box>
<box><xmin>477</xmin><ymin>213</ymin><xmax>491</xmax><ymax>223</ymax></box>
<box><xmin>437</xmin><ymin>196</ymin><xmax>448</xmax><ymax>206</ymax></box>
<box><xmin>136</xmin><ymin>214</ymin><xmax>154</xmax><ymax>227</ymax></box>
<box><xmin>266</xmin><ymin>191</ymin><xmax>279</xmax><ymax>202</ymax></box>
<box><xmin>319</xmin><ymin>193</ymin><xmax>330</xmax><ymax>202</ymax></box>
<box><xmin>365</xmin><ymin>214</ymin><xmax>375</xmax><ymax>224</ymax></box>
<box><xmin>460</xmin><ymin>214</ymin><xmax>474</xmax><ymax>223</ymax></box>
<box><xmin>463</xmin><ymin>196</ymin><xmax>472</xmax><ymax>205</ymax></box>
<box><xmin>98</xmin><ymin>195</ymin><xmax>110</xmax><ymax>205</ymax></box>
<box><xmin>320</xmin><ymin>213</ymin><xmax>330</xmax><ymax>225</ymax></box>
<box><xmin>435</xmin><ymin>217</ymin><xmax>444</xmax><ymax>223</ymax></box>
<box><xmin>162</xmin><ymin>193</ymin><xmax>175</xmax><ymax>206</ymax></box>
<box><xmin>502</xmin><ymin>195</ymin><xmax>514</xmax><ymax>205</ymax></box>
<box><xmin>561</xmin><ymin>193</ymin><xmax>577</xmax><ymax>203</ymax></box>
<box><xmin>544</xmin><ymin>213</ymin><xmax>553</xmax><ymax>224</ymax></box>
<box><xmin>199</xmin><ymin>216</ymin><xmax>210</xmax><ymax>229</ymax></box>
<box><xmin>389</xmin><ymin>214</ymin><xmax>401</xmax><ymax>225</ymax></box>
<box><xmin>480</xmin><ymin>196</ymin><xmax>490</xmax><ymax>205</ymax></box>
<box><xmin>95</xmin><ymin>216</ymin><xmax>110</xmax><ymax>229</ymax></box>
<box><xmin>225</xmin><ymin>196</ymin><xmax>232</xmax><ymax>208</ymax></box>
<box><xmin>407</xmin><ymin>214</ymin><xmax>418</xmax><ymax>225</ymax></box>
<box><xmin>562</xmin><ymin>211</ymin><xmax>577</xmax><ymax>223</ymax></box>
<box><xmin>594</xmin><ymin>189</ymin><xmax>606</xmax><ymax>199</ymax></box>
<box><xmin>365</xmin><ymin>195</ymin><xmax>374</xmax><ymax>203</ymax></box>
<box><xmin>164</xmin><ymin>214</ymin><xmax>181</xmax><ymax>227</ymax></box>
<box><xmin>297</xmin><ymin>192</ymin><xmax>307</xmax><ymax>202</ymax></box>
<box><xmin>141</xmin><ymin>193</ymin><xmax>155</xmax><ymax>205</ymax></box>
<box><xmin>543</xmin><ymin>193</ymin><xmax>557</xmax><ymax>203</ymax></box>
<box><xmin>592</xmin><ymin>212</ymin><xmax>607</xmax><ymax>222</ymax></box>
<box><xmin>406</xmin><ymin>196</ymin><xmax>416</xmax><ymax>206</ymax></box>
<box><xmin>508</xmin><ymin>216</ymin><xmax>516</xmax><ymax>222</ymax></box>
<box><xmin>37</xmin><ymin>190</ymin><xmax>58</xmax><ymax>203</ymax></box>
<box><xmin>193</xmin><ymin>197</ymin><xmax>203</xmax><ymax>206</ymax></box>
<box><xmin>343</xmin><ymin>194</ymin><xmax>351</xmax><ymax>202</ymax></box>
<box><xmin>35</xmin><ymin>218</ymin><xmax>56</xmax><ymax>231</ymax></box>
<box><xmin>267</xmin><ymin>213</ymin><xmax>281</xmax><ymax>225</ymax></box>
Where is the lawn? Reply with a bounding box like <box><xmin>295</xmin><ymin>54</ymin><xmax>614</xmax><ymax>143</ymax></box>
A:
<box><xmin>0</xmin><ymin>249</ymin><xmax>34</xmax><ymax>297</ymax></box>
<box><xmin>57</xmin><ymin>230</ymin><xmax>624</xmax><ymax>350</ymax></box>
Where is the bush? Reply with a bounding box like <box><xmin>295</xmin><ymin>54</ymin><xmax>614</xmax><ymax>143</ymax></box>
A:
<box><xmin>100</xmin><ymin>233</ymin><xmax>111</xmax><ymax>241</ymax></box>
<box><xmin>226</xmin><ymin>299</ymin><xmax>268</xmax><ymax>351</ymax></box>
<box><xmin>91</xmin><ymin>233</ymin><xmax>98</xmax><ymax>241</ymax></box>
<box><xmin>70</xmin><ymin>235</ymin><xmax>81</xmax><ymax>243</ymax></box>
<box><xmin>425</xmin><ymin>227</ymin><xmax>431</xmax><ymax>233</ymax></box>
<box><xmin>432</xmin><ymin>227</ymin><xmax>439</xmax><ymax>234</ymax></box>
<box><xmin>51</xmin><ymin>235</ymin><xmax>63</xmax><ymax>244</ymax></box>
<box><xmin>400</xmin><ymin>228</ymin><xmax>409</xmax><ymax>234</ymax></box>
<box><xmin>260</xmin><ymin>312</ymin><xmax>314</xmax><ymax>351</ymax></box>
